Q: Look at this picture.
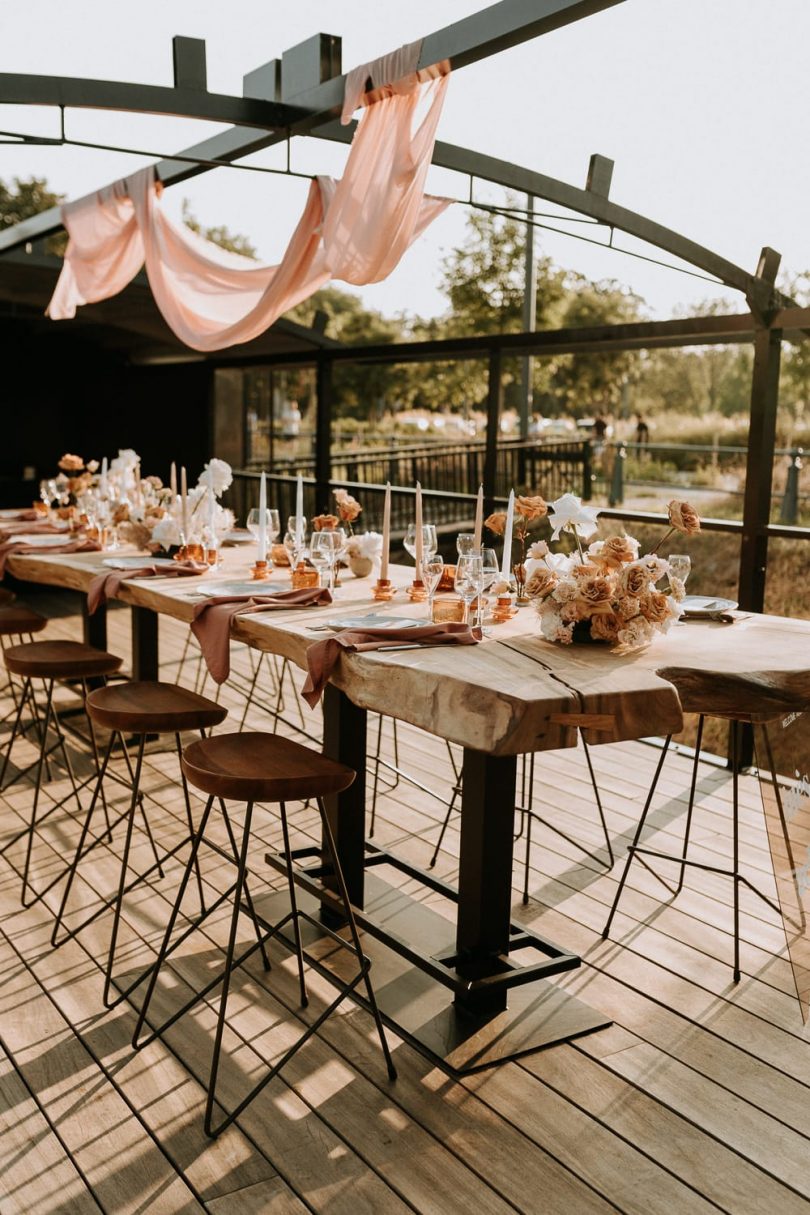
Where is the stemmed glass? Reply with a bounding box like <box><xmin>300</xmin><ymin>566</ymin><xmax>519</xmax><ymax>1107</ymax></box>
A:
<box><xmin>477</xmin><ymin>547</ymin><xmax>500</xmax><ymax>628</ymax></box>
<box><xmin>456</xmin><ymin>533</ymin><xmax>477</xmax><ymax>558</ymax></box>
<box><xmin>284</xmin><ymin>515</ymin><xmax>308</xmax><ymax>567</ymax></box>
<box><xmin>668</xmin><ymin>554</ymin><xmax>691</xmax><ymax>588</ymax></box>
<box><xmin>422</xmin><ymin>555</ymin><xmax>444</xmax><ymax>620</ymax></box>
<box><xmin>404</xmin><ymin>524</ymin><xmax>438</xmax><ymax>565</ymax></box>
<box><xmin>455</xmin><ymin>555</ymin><xmax>484</xmax><ymax>626</ymax></box>
<box><xmin>311</xmin><ymin>528</ymin><xmax>346</xmax><ymax>594</ymax></box>
<box><xmin>246</xmin><ymin>508</ymin><xmax>280</xmax><ymax>561</ymax></box>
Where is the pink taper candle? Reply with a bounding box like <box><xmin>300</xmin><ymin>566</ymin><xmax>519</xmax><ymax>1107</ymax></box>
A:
<box><xmin>414</xmin><ymin>481</ymin><xmax>423</xmax><ymax>580</ymax></box>
<box><xmin>380</xmin><ymin>481</ymin><xmax>391</xmax><ymax>580</ymax></box>
<box><xmin>473</xmin><ymin>483</ymin><xmax>483</xmax><ymax>549</ymax></box>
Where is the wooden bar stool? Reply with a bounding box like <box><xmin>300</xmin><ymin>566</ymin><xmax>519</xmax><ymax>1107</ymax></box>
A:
<box><xmin>0</xmin><ymin>640</ymin><xmax>122</xmax><ymax>905</ymax></box>
<box><xmin>53</xmin><ymin>681</ymin><xmax>229</xmax><ymax>1009</ymax></box>
<box><xmin>603</xmin><ymin>665</ymin><xmax>810</xmax><ymax>981</ymax></box>
<box><xmin>0</xmin><ymin>603</ymin><xmax>47</xmax><ymax>715</ymax></box>
<box><xmin>133</xmin><ymin>730</ymin><xmax>397</xmax><ymax>1138</ymax></box>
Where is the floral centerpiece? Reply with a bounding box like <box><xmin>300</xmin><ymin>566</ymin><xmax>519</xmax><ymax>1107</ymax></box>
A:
<box><xmin>524</xmin><ymin>493</ymin><xmax>700</xmax><ymax>652</ymax></box>
<box><xmin>485</xmin><ymin>493</ymin><xmax>549</xmax><ymax>599</ymax></box>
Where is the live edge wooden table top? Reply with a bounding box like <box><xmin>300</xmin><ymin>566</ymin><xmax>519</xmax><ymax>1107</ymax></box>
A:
<box><xmin>7</xmin><ymin>547</ymin><xmax>808</xmax><ymax>1074</ymax></box>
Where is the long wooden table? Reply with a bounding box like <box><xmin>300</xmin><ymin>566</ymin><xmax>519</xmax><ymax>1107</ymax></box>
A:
<box><xmin>7</xmin><ymin>547</ymin><xmax>808</xmax><ymax>1072</ymax></box>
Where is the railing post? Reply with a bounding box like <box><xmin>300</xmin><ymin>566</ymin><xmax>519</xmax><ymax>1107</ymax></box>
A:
<box><xmin>780</xmin><ymin>447</ymin><xmax>803</xmax><ymax>524</ymax></box>
<box><xmin>738</xmin><ymin>326</ymin><xmax>782</xmax><ymax>614</ymax></box>
<box><xmin>582</xmin><ymin>440</ymin><xmax>593</xmax><ymax>501</ymax></box>
<box><xmin>483</xmin><ymin>349</ymin><xmax>502</xmax><ymax>512</ymax></box>
<box><xmin>315</xmin><ymin>356</ymin><xmax>332</xmax><ymax>510</ymax></box>
<box><xmin>608</xmin><ymin>442</ymin><xmax>625</xmax><ymax>507</ymax></box>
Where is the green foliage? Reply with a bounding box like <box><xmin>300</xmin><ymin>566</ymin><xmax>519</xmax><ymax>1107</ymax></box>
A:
<box><xmin>0</xmin><ymin>176</ymin><xmax>66</xmax><ymax>255</ymax></box>
<box><xmin>181</xmin><ymin>199</ymin><xmax>257</xmax><ymax>259</ymax></box>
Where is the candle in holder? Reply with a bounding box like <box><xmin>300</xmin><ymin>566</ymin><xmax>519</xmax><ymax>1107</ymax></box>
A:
<box><xmin>181</xmin><ymin>466</ymin><xmax>189</xmax><ymax>540</ymax></box>
<box><xmin>258</xmin><ymin>471</ymin><xmax>267</xmax><ymax>560</ymax></box>
<box><xmin>170</xmin><ymin>462</ymin><xmax>177</xmax><ymax>499</ymax></box>
<box><xmin>207</xmin><ymin>480</ymin><xmax>216</xmax><ymax>535</ymax></box>
<box><xmin>295</xmin><ymin>473</ymin><xmax>304</xmax><ymax>545</ymax></box>
<box><xmin>100</xmin><ymin>456</ymin><xmax>108</xmax><ymax>497</ymax></box>
<box><xmin>473</xmin><ymin>483</ymin><xmax>483</xmax><ymax>550</ymax></box>
<box><xmin>414</xmin><ymin>481</ymin><xmax>423</xmax><ymax>580</ymax></box>
<box><xmin>501</xmin><ymin>489</ymin><xmax>515</xmax><ymax>580</ymax></box>
<box><xmin>380</xmin><ymin>482</ymin><xmax>391</xmax><ymax>580</ymax></box>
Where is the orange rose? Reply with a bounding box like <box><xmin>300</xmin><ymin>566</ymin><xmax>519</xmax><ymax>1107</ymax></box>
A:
<box><xmin>525</xmin><ymin>568</ymin><xmax>558</xmax><ymax>599</ymax></box>
<box><xmin>640</xmin><ymin>590</ymin><xmax>672</xmax><ymax>624</ymax></box>
<box><xmin>516</xmin><ymin>495</ymin><xmax>548</xmax><ymax>521</ymax></box>
<box><xmin>619</xmin><ymin>564</ymin><xmax>649</xmax><ymax>597</ymax></box>
<box><xmin>590</xmin><ymin>612</ymin><xmax>620</xmax><ymax>642</ymax></box>
<box><xmin>598</xmin><ymin>536</ymin><xmax>637</xmax><ymax>567</ymax></box>
<box><xmin>668</xmin><ymin>500</ymin><xmax>700</xmax><ymax>536</ymax></box>
<box><xmin>334</xmin><ymin>490</ymin><xmax>362</xmax><ymax>523</ymax></box>
<box><xmin>485</xmin><ymin>511</ymin><xmax>507</xmax><ymax>536</ymax></box>
<box><xmin>58</xmin><ymin>453</ymin><xmax>84</xmax><ymax>472</ymax></box>
<box><xmin>576</xmin><ymin>574</ymin><xmax>613</xmax><ymax>607</ymax></box>
<box><xmin>313</xmin><ymin>514</ymin><xmax>339</xmax><ymax>531</ymax></box>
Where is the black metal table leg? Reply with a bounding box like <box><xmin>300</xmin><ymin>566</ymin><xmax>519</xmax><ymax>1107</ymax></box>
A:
<box><xmin>321</xmin><ymin>684</ymin><xmax>367</xmax><ymax>910</ymax></box>
<box><xmin>131</xmin><ymin>606</ymin><xmax>159</xmax><ymax>682</ymax></box>
<box><xmin>82</xmin><ymin>596</ymin><xmax>107</xmax><ymax>651</ymax></box>
<box><xmin>454</xmin><ymin>749</ymin><xmax>517</xmax><ymax>1015</ymax></box>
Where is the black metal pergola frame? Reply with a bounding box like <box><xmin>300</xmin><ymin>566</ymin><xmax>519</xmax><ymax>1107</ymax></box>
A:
<box><xmin>0</xmin><ymin>0</ymin><xmax>807</xmax><ymax>617</ymax></box>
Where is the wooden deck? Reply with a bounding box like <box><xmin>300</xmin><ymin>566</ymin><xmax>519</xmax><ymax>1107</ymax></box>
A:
<box><xmin>2</xmin><ymin>591</ymin><xmax>810</xmax><ymax>1214</ymax></box>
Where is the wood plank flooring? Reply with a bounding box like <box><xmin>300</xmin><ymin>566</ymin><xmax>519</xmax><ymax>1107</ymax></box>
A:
<box><xmin>1</xmin><ymin>590</ymin><xmax>809</xmax><ymax>1214</ymax></box>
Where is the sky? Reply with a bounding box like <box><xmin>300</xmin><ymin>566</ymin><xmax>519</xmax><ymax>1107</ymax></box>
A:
<box><xmin>2</xmin><ymin>0</ymin><xmax>809</xmax><ymax>323</ymax></box>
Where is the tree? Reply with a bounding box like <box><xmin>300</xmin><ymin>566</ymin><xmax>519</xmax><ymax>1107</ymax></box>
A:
<box><xmin>0</xmin><ymin>176</ymin><xmax>66</xmax><ymax>255</ymax></box>
<box><xmin>181</xmin><ymin>199</ymin><xmax>257</xmax><ymax>259</ymax></box>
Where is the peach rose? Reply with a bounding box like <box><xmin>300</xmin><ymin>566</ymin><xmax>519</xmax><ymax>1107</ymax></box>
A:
<box><xmin>576</xmin><ymin>574</ymin><xmax>613</xmax><ymax>607</ymax></box>
<box><xmin>590</xmin><ymin>612</ymin><xmax>620</xmax><ymax>642</ymax></box>
<box><xmin>640</xmin><ymin>590</ymin><xmax>672</xmax><ymax>624</ymax></box>
<box><xmin>334</xmin><ymin>490</ymin><xmax>362</xmax><ymax>523</ymax></box>
<box><xmin>525</xmin><ymin>568</ymin><xmax>558</xmax><ymax>599</ymax></box>
<box><xmin>572</xmin><ymin>562</ymin><xmax>602</xmax><ymax>580</ymax></box>
<box><xmin>668</xmin><ymin>499</ymin><xmax>700</xmax><ymax>536</ymax></box>
<box><xmin>485</xmin><ymin>511</ymin><xmax>507</xmax><ymax>536</ymax></box>
<box><xmin>516</xmin><ymin>495</ymin><xmax>548</xmax><ymax>521</ymax></box>
<box><xmin>619</xmin><ymin>564</ymin><xmax>649</xmax><ymax>597</ymax></box>
<box><xmin>112</xmin><ymin>503</ymin><xmax>130</xmax><ymax>524</ymax></box>
<box><xmin>312</xmin><ymin>514</ymin><xmax>339</xmax><ymax>531</ymax></box>
<box><xmin>58</xmin><ymin>453</ymin><xmax>84</xmax><ymax>472</ymax></box>
<box><xmin>598</xmin><ymin>535</ymin><xmax>638</xmax><ymax>567</ymax></box>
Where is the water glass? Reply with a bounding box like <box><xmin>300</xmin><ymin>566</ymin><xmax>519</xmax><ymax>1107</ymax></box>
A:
<box><xmin>669</xmin><ymin>554</ymin><xmax>691</xmax><ymax>588</ymax></box>
<box><xmin>477</xmin><ymin>547</ymin><xmax>500</xmax><ymax>627</ymax></box>
<box><xmin>456</xmin><ymin>533</ymin><xmax>477</xmax><ymax>557</ymax></box>
<box><xmin>455</xmin><ymin>555</ymin><xmax>484</xmax><ymax>625</ymax></box>
<box><xmin>404</xmin><ymin>524</ymin><xmax>438</xmax><ymax>564</ymax></box>
<box><xmin>311</xmin><ymin>529</ymin><xmax>346</xmax><ymax>593</ymax></box>
<box><xmin>422</xmin><ymin>555</ymin><xmax>444</xmax><ymax>620</ymax></box>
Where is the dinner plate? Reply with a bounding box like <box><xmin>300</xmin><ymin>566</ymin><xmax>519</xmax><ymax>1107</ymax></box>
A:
<box><xmin>681</xmin><ymin>595</ymin><xmax>738</xmax><ymax>617</ymax></box>
<box><xmin>323</xmin><ymin>614</ymin><xmax>422</xmax><ymax>632</ymax></box>
<box><xmin>10</xmin><ymin>533</ymin><xmax>69</xmax><ymax>547</ymax></box>
<box><xmin>0</xmin><ymin>509</ymin><xmax>34</xmax><ymax>520</ymax></box>
<box><xmin>197</xmin><ymin>582</ymin><xmax>283</xmax><ymax>597</ymax></box>
<box><xmin>221</xmin><ymin>529</ymin><xmax>254</xmax><ymax>545</ymax></box>
<box><xmin>102</xmin><ymin>556</ymin><xmax>179</xmax><ymax>570</ymax></box>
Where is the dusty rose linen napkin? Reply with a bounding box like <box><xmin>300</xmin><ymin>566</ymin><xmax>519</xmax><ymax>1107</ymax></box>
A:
<box><xmin>0</xmin><ymin>509</ymin><xmax>40</xmax><ymax>526</ymax></box>
<box><xmin>302</xmin><ymin>622</ymin><xmax>479</xmax><ymax>708</ymax></box>
<box><xmin>191</xmin><ymin>587</ymin><xmax>333</xmax><ymax>684</ymax></box>
<box><xmin>0</xmin><ymin>538</ymin><xmax>101</xmax><ymax>578</ymax></box>
<box><xmin>0</xmin><ymin>519</ymin><xmax>69</xmax><ymax>536</ymax></box>
<box><xmin>87</xmin><ymin>561</ymin><xmax>207</xmax><ymax>615</ymax></box>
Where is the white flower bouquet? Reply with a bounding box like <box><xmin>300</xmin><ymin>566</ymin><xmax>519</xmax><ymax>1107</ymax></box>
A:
<box><xmin>526</xmin><ymin>494</ymin><xmax>701</xmax><ymax>653</ymax></box>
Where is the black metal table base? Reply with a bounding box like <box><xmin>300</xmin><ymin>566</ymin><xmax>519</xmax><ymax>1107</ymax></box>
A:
<box><xmin>263</xmin><ymin>847</ymin><xmax>610</xmax><ymax>1074</ymax></box>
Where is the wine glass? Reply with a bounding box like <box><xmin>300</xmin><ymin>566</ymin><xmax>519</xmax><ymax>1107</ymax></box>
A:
<box><xmin>308</xmin><ymin>537</ymin><xmax>331</xmax><ymax>587</ymax></box>
<box><xmin>456</xmin><ymin>533</ymin><xmax>477</xmax><ymax>558</ymax></box>
<box><xmin>246</xmin><ymin>508</ymin><xmax>281</xmax><ymax>561</ymax></box>
<box><xmin>312</xmin><ymin>529</ymin><xmax>345</xmax><ymax>594</ymax></box>
<box><xmin>422</xmin><ymin>555</ymin><xmax>444</xmax><ymax>620</ymax></box>
<box><xmin>455</xmin><ymin>555</ymin><xmax>484</xmax><ymax>625</ymax></box>
<box><xmin>669</xmin><ymin>554</ymin><xmax>691</xmax><ymax>589</ymax></box>
<box><xmin>284</xmin><ymin>515</ymin><xmax>308</xmax><ymax>567</ymax></box>
<box><xmin>404</xmin><ymin>524</ymin><xmax>438</xmax><ymax>566</ymax></box>
<box><xmin>477</xmin><ymin>547</ymin><xmax>500</xmax><ymax>628</ymax></box>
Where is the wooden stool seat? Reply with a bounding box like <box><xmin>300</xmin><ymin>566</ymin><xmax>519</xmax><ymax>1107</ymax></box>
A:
<box><xmin>657</xmin><ymin>665</ymin><xmax>810</xmax><ymax>722</ymax></box>
<box><xmin>181</xmin><ymin>732</ymin><xmax>355</xmax><ymax>804</ymax></box>
<box><xmin>4</xmin><ymin>640</ymin><xmax>122</xmax><ymax>680</ymax></box>
<box><xmin>0</xmin><ymin>605</ymin><xmax>46</xmax><ymax>636</ymax></box>
<box><xmin>86</xmin><ymin>681</ymin><xmax>227</xmax><ymax>734</ymax></box>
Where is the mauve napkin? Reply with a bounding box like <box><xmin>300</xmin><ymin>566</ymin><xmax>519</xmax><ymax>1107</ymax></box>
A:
<box><xmin>87</xmin><ymin>561</ymin><xmax>207</xmax><ymax>615</ymax></box>
<box><xmin>301</xmin><ymin>622</ymin><xmax>479</xmax><ymax>707</ymax></box>
<box><xmin>0</xmin><ymin>520</ymin><xmax>69</xmax><ymax>536</ymax></box>
<box><xmin>0</xmin><ymin>538</ymin><xmax>101</xmax><ymax>578</ymax></box>
<box><xmin>0</xmin><ymin>511</ymin><xmax>47</xmax><ymax>529</ymax></box>
<box><xmin>191</xmin><ymin>587</ymin><xmax>333</xmax><ymax>684</ymax></box>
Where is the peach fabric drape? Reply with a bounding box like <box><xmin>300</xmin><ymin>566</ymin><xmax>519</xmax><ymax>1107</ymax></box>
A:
<box><xmin>47</xmin><ymin>53</ymin><xmax>451</xmax><ymax>352</ymax></box>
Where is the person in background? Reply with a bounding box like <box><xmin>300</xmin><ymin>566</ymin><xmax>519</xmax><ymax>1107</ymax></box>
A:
<box><xmin>635</xmin><ymin>413</ymin><xmax>650</xmax><ymax>446</ymax></box>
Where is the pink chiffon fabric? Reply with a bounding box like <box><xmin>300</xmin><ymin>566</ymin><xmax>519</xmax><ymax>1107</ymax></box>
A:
<box><xmin>48</xmin><ymin>55</ymin><xmax>451</xmax><ymax>352</ymax></box>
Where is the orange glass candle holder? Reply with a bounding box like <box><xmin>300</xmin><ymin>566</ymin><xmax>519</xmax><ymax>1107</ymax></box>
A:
<box><xmin>250</xmin><ymin>559</ymin><xmax>272</xmax><ymax>581</ymax></box>
<box><xmin>491</xmin><ymin>594</ymin><xmax>518</xmax><ymax>623</ymax></box>
<box><xmin>291</xmin><ymin>561</ymin><xmax>320</xmax><ymax>589</ymax></box>
<box><xmin>431</xmin><ymin>595</ymin><xmax>465</xmax><ymax>624</ymax></box>
<box><xmin>407</xmin><ymin>579</ymin><xmax>428</xmax><ymax>602</ymax></box>
<box><xmin>372</xmin><ymin>578</ymin><xmax>396</xmax><ymax>601</ymax></box>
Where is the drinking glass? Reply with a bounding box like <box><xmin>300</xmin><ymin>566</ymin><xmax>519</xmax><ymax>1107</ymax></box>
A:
<box><xmin>404</xmin><ymin>524</ymin><xmax>438</xmax><ymax>565</ymax></box>
<box><xmin>246</xmin><ymin>508</ymin><xmax>281</xmax><ymax>560</ymax></box>
<box><xmin>308</xmin><ymin>537</ymin><xmax>331</xmax><ymax>587</ymax></box>
<box><xmin>456</xmin><ymin>532</ymin><xmax>477</xmax><ymax>557</ymax></box>
<box><xmin>312</xmin><ymin>528</ymin><xmax>346</xmax><ymax>593</ymax></box>
<box><xmin>284</xmin><ymin>515</ymin><xmax>308</xmax><ymax>567</ymax></box>
<box><xmin>455</xmin><ymin>555</ymin><xmax>484</xmax><ymax>625</ymax></box>
<box><xmin>669</xmin><ymin>554</ymin><xmax>691</xmax><ymax>588</ymax></box>
<box><xmin>422</xmin><ymin>555</ymin><xmax>444</xmax><ymax>620</ymax></box>
<box><xmin>477</xmin><ymin>547</ymin><xmax>500</xmax><ymax>627</ymax></box>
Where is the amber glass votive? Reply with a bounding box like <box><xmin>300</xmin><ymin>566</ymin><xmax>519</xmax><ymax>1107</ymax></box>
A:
<box><xmin>431</xmin><ymin>594</ymin><xmax>465</xmax><ymax>624</ymax></box>
<box><xmin>291</xmin><ymin>561</ymin><xmax>320</xmax><ymax>589</ymax></box>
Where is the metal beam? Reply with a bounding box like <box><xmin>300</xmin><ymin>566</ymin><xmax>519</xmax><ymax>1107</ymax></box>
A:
<box><xmin>738</xmin><ymin>326</ymin><xmax>782</xmax><ymax>613</ymax></box>
<box><xmin>0</xmin><ymin>72</ymin><xmax>305</xmax><ymax>129</ymax></box>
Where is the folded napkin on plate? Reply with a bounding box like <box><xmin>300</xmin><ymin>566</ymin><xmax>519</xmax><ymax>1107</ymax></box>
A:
<box><xmin>302</xmin><ymin>622</ymin><xmax>479</xmax><ymax>708</ymax></box>
<box><xmin>87</xmin><ymin>561</ymin><xmax>207</xmax><ymax>615</ymax></box>
<box><xmin>0</xmin><ymin>537</ymin><xmax>101</xmax><ymax>578</ymax></box>
<box><xmin>0</xmin><ymin>520</ymin><xmax>69</xmax><ymax>536</ymax></box>
<box><xmin>191</xmin><ymin>587</ymin><xmax>333</xmax><ymax>684</ymax></box>
<box><xmin>0</xmin><ymin>509</ymin><xmax>42</xmax><ymax>526</ymax></box>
